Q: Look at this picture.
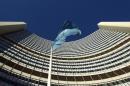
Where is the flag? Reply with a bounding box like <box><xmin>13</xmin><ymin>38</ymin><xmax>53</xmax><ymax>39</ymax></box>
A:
<box><xmin>47</xmin><ymin>21</ymin><xmax>82</xmax><ymax>86</ymax></box>
<box><xmin>52</xmin><ymin>21</ymin><xmax>81</xmax><ymax>50</ymax></box>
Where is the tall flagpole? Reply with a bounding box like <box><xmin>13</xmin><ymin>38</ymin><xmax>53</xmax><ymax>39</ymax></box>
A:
<box><xmin>47</xmin><ymin>21</ymin><xmax>81</xmax><ymax>86</ymax></box>
<box><xmin>47</xmin><ymin>47</ymin><xmax>53</xmax><ymax>86</ymax></box>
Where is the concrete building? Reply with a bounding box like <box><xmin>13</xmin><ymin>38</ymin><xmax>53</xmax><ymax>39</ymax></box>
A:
<box><xmin>0</xmin><ymin>22</ymin><xmax>130</xmax><ymax>86</ymax></box>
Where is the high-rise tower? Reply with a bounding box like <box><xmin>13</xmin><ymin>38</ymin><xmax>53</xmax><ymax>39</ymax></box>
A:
<box><xmin>0</xmin><ymin>22</ymin><xmax>130</xmax><ymax>86</ymax></box>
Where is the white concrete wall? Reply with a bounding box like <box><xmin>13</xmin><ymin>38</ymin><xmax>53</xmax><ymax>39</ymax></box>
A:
<box><xmin>98</xmin><ymin>22</ymin><xmax>130</xmax><ymax>33</ymax></box>
<box><xmin>0</xmin><ymin>22</ymin><xmax>26</xmax><ymax>35</ymax></box>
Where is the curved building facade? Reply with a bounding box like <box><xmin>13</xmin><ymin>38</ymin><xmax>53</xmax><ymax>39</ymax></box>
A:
<box><xmin>0</xmin><ymin>22</ymin><xmax>130</xmax><ymax>86</ymax></box>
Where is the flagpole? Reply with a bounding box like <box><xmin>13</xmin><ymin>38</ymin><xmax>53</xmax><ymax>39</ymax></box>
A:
<box><xmin>47</xmin><ymin>47</ymin><xmax>53</xmax><ymax>86</ymax></box>
<box><xmin>47</xmin><ymin>23</ymin><xmax>81</xmax><ymax>86</ymax></box>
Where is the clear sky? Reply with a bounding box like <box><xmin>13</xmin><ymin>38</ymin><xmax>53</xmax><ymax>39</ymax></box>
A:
<box><xmin>0</xmin><ymin>0</ymin><xmax>130</xmax><ymax>41</ymax></box>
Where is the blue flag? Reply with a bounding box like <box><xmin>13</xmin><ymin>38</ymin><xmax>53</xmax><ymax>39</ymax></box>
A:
<box><xmin>52</xmin><ymin>28</ymin><xmax>81</xmax><ymax>50</ymax></box>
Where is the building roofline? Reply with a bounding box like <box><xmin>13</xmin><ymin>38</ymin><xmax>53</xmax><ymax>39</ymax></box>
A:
<box><xmin>98</xmin><ymin>22</ymin><xmax>130</xmax><ymax>33</ymax></box>
<box><xmin>0</xmin><ymin>22</ymin><xmax>26</xmax><ymax>35</ymax></box>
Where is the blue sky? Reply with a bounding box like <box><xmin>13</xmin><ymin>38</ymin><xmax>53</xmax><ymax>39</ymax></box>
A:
<box><xmin>0</xmin><ymin>0</ymin><xmax>130</xmax><ymax>41</ymax></box>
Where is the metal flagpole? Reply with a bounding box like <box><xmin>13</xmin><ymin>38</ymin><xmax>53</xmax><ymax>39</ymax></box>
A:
<box><xmin>47</xmin><ymin>21</ymin><xmax>81</xmax><ymax>86</ymax></box>
<box><xmin>47</xmin><ymin>47</ymin><xmax>53</xmax><ymax>86</ymax></box>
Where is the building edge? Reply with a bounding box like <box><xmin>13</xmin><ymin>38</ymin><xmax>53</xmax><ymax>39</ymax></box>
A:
<box><xmin>0</xmin><ymin>22</ymin><xmax>26</xmax><ymax>35</ymax></box>
<box><xmin>98</xmin><ymin>22</ymin><xmax>130</xmax><ymax>33</ymax></box>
